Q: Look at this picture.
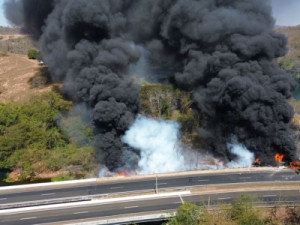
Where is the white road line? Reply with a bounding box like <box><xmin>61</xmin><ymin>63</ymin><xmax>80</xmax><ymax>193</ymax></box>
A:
<box><xmin>198</xmin><ymin>179</ymin><xmax>209</xmax><ymax>182</ymax></box>
<box><xmin>20</xmin><ymin>217</ymin><xmax>37</xmax><ymax>221</ymax></box>
<box><xmin>124</xmin><ymin>206</ymin><xmax>139</xmax><ymax>209</ymax></box>
<box><xmin>263</xmin><ymin>195</ymin><xmax>277</xmax><ymax>197</ymax></box>
<box><xmin>0</xmin><ymin>191</ymin><xmax>191</xmax><ymax>215</ymax></box>
<box><xmin>158</xmin><ymin>183</ymin><xmax>168</xmax><ymax>185</ymax></box>
<box><xmin>41</xmin><ymin>193</ymin><xmax>55</xmax><ymax>196</ymax></box>
<box><xmin>179</xmin><ymin>195</ymin><xmax>185</xmax><ymax>204</ymax></box>
<box><xmin>218</xmin><ymin>197</ymin><xmax>231</xmax><ymax>200</ymax></box>
<box><xmin>110</xmin><ymin>187</ymin><xmax>123</xmax><ymax>189</ymax></box>
<box><xmin>239</xmin><ymin>177</ymin><xmax>251</xmax><ymax>179</ymax></box>
<box><xmin>275</xmin><ymin>200</ymin><xmax>295</xmax><ymax>203</ymax></box>
<box><xmin>73</xmin><ymin>211</ymin><xmax>89</xmax><ymax>215</ymax></box>
<box><xmin>0</xmin><ymin>198</ymin><xmax>7</xmax><ymax>201</ymax></box>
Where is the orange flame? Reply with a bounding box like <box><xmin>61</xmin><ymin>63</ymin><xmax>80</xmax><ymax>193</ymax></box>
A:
<box><xmin>252</xmin><ymin>158</ymin><xmax>261</xmax><ymax>167</ymax></box>
<box><xmin>290</xmin><ymin>161</ymin><xmax>300</xmax><ymax>170</ymax></box>
<box><xmin>275</xmin><ymin>153</ymin><xmax>284</xmax><ymax>163</ymax></box>
<box><xmin>116</xmin><ymin>169</ymin><xmax>130</xmax><ymax>177</ymax></box>
<box><xmin>117</xmin><ymin>172</ymin><xmax>125</xmax><ymax>177</ymax></box>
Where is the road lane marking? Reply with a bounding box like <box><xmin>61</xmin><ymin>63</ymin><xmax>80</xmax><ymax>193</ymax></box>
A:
<box><xmin>0</xmin><ymin>191</ymin><xmax>191</xmax><ymax>215</ymax></box>
<box><xmin>41</xmin><ymin>193</ymin><xmax>56</xmax><ymax>196</ymax></box>
<box><xmin>124</xmin><ymin>206</ymin><xmax>138</xmax><ymax>209</ymax></box>
<box><xmin>218</xmin><ymin>197</ymin><xmax>231</xmax><ymax>200</ymax></box>
<box><xmin>179</xmin><ymin>195</ymin><xmax>185</xmax><ymax>204</ymax></box>
<box><xmin>158</xmin><ymin>183</ymin><xmax>168</xmax><ymax>185</ymax></box>
<box><xmin>73</xmin><ymin>211</ymin><xmax>89</xmax><ymax>215</ymax></box>
<box><xmin>110</xmin><ymin>186</ymin><xmax>123</xmax><ymax>189</ymax></box>
<box><xmin>198</xmin><ymin>179</ymin><xmax>209</xmax><ymax>182</ymax></box>
<box><xmin>20</xmin><ymin>217</ymin><xmax>37</xmax><ymax>220</ymax></box>
<box><xmin>0</xmin><ymin>198</ymin><xmax>7</xmax><ymax>201</ymax></box>
<box><xmin>239</xmin><ymin>177</ymin><xmax>251</xmax><ymax>179</ymax></box>
<box><xmin>263</xmin><ymin>195</ymin><xmax>277</xmax><ymax>197</ymax></box>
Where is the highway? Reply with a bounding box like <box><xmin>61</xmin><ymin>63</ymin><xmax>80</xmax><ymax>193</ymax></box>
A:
<box><xmin>0</xmin><ymin>169</ymin><xmax>299</xmax><ymax>205</ymax></box>
<box><xmin>1</xmin><ymin>189</ymin><xmax>300</xmax><ymax>225</ymax></box>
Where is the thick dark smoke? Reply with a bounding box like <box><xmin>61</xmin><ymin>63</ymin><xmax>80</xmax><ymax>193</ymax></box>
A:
<box><xmin>5</xmin><ymin>0</ymin><xmax>297</xmax><ymax>169</ymax></box>
<box><xmin>4</xmin><ymin>0</ymin><xmax>54</xmax><ymax>39</ymax></box>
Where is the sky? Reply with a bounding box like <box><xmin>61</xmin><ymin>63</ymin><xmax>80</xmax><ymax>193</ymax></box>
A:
<box><xmin>0</xmin><ymin>0</ymin><xmax>300</xmax><ymax>27</ymax></box>
<box><xmin>0</xmin><ymin>0</ymin><xmax>8</xmax><ymax>27</ymax></box>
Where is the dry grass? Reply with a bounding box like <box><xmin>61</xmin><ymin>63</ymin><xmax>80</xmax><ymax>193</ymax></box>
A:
<box><xmin>0</xmin><ymin>53</ymin><xmax>52</xmax><ymax>103</ymax></box>
<box><xmin>276</xmin><ymin>25</ymin><xmax>300</xmax><ymax>58</ymax></box>
<box><xmin>0</xmin><ymin>35</ymin><xmax>35</xmax><ymax>55</ymax></box>
<box><xmin>276</xmin><ymin>26</ymin><xmax>300</xmax><ymax>80</ymax></box>
<box><xmin>0</xmin><ymin>26</ymin><xmax>22</xmax><ymax>35</ymax></box>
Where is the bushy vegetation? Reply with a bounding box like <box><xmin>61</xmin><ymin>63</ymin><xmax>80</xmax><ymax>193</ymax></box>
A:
<box><xmin>27</xmin><ymin>49</ymin><xmax>42</xmax><ymax>60</ymax></box>
<box><xmin>0</xmin><ymin>89</ymin><xmax>95</xmax><ymax>182</ymax></box>
<box><xmin>29</xmin><ymin>67</ymin><xmax>51</xmax><ymax>88</ymax></box>
<box><xmin>140</xmin><ymin>83</ymin><xmax>204</xmax><ymax>148</ymax></box>
<box><xmin>0</xmin><ymin>51</ymin><xmax>8</xmax><ymax>57</ymax></box>
<box><xmin>168</xmin><ymin>195</ymin><xmax>299</xmax><ymax>225</ymax></box>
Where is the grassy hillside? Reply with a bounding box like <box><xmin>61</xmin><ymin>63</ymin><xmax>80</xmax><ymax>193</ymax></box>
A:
<box><xmin>0</xmin><ymin>26</ymin><xmax>21</xmax><ymax>35</ymax></box>
<box><xmin>0</xmin><ymin>27</ymin><xmax>35</xmax><ymax>55</ymax></box>
<box><xmin>0</xmin><ymin>53</ymin><xmax>51</xmax><ymax>103</ymax></box>
<box><xmin>276</xmin><ymin>26</ymin><xmax>300</xmax><ymax>81</ymax></box>
<box><xmin>0</xmin><ymin>27</ymin><xmax>96</xmax><ymax>183</ymax></box>
<box><xmin>0</xmin><ymin>90</ymin><xmax>95</xmax><ymax>182</ymax></box>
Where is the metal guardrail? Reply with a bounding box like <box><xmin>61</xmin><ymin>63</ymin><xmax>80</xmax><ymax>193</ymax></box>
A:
<box><xmin>0</xmin><ymin>194</ymin><xmax>108</xmax><ymax>210</ymax></box>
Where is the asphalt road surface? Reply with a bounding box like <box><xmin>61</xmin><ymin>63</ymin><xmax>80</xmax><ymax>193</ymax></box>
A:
<box><xmin>0</xmin><ymin>169</ymin><xmax>299</xmax><ymax>205</ymax></box>
<box><xmin>1</xmin><ymin>189</ymin><xmax>299</xmax><ymax>225</ymax></box>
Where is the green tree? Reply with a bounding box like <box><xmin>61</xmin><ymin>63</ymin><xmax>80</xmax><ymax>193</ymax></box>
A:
<box><xmin>231</xmin><ymin>195</ymin><xmax>265</xmax><ymax>225</ymax></box>
<box><xmin>168</xmin><ymin>203</ymin><xmax>203</xmax><ymax>225</ymax></box>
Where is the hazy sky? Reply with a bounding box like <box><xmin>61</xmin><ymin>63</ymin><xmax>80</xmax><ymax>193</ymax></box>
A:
<box><xmin>0</xmin><ymin>0</ymin><xmax>8</xmax><ymax>27</ymax></box>
<box><xmin>272</xmin><ymin>0</ymin><xmax>300</xmax><ymax>26</ymax></box>
<box><xmin>0</xmin><ymin>0</ymin><xmax>300</xmax><ymax>27</ymax></box>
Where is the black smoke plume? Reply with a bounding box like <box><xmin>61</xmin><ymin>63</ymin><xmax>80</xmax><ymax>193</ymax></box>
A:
<box><xmin>5</xmin><ymin>0</ymin><xmax>297</xmax><ymax>169</ymax></box>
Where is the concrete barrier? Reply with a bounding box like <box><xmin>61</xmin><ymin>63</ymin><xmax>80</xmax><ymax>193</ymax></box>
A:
<box><xmin>71</xmin><ymin>213</ymin><xmax>173</xmax><ymax>225</ymax></box>
<box><xmin>0</xmin><ymin>191</ymin><xmax>191</xmax><ymax>215</ymax></box>
<box><xmin>0</xmin><ymin>194</ymin><xmax>108</xmax><ymax>210</ymax></box>
<box><xmin>0</xmin><ymin>178</ymin><xmax>97</xmax><ymax>191</ymax></box>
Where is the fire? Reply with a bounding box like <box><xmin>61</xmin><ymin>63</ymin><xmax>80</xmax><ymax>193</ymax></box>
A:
<box><xmin>116</xmin><ymin>169</ymin><xmax>131</xmax><ymax>177</ymax></box>
<box><xmin>252</xmin><ymin>158</ymin><xmax>261</xmax><ymax>167</ymax></box>
<box><xmin>117</xmin><ymin>173</ymin><xmax>125</xmax><ymax>177</ymax></box>
<box><xmin>275</xmin><ymin>153</ymin><xmax>284</xmax><ymax>163</ymax></box>
<box><xmin>290</xmin><ymin>161</ymin><xmax>300</xmax><ymax>170</ymax></box>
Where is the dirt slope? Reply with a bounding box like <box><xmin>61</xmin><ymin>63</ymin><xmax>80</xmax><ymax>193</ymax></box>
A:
<box><xmin>0</xmin><ymin>53</ymin><xmax>51</xmax><ymax>103</ymax></box>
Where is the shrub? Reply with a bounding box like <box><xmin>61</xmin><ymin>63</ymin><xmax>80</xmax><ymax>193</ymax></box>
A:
<box><xmin>231</xmin><ymin>195</ymin><xmax>265</xmax><ymax>225</ymax></box>
<box><xmin>0</xmin><ymin>51</ymin><xmax>8</xmax><ymax>57</ymax></box>
<box><xmin>27</xmin><ymin>49</ymin><xmax>40</xmax><ymax>60</ymax></box>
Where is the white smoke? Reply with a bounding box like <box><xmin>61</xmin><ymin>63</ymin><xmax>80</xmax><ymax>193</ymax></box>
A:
<box><xmin>122</xmin><ymin>115</ymin><xmax>185</xmax><ymax>174</ymax></box>
<box><xmin>227</xmin><ymin>140</ymin><xmax>255</xmax><ymax>168</ymax></box>
<box><xmin>122</xmin><ymin>116</ymin><xmax>256</xmax><ymax>175</ymax></box>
